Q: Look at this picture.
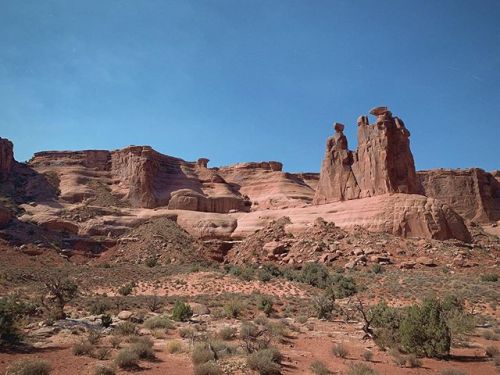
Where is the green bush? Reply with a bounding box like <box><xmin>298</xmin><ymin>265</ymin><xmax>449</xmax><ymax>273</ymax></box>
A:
<box><xmin>101</xmin><ymin>313</ymin><xmax>112</xmax><ymax>328</ymax></box>
<box><xmin>115</xmin><ymin>348</ymin><xmax>139</xmax><ymax>369</ymax></box>
<box><xmin>92</xmin><ymin>347</ymin><xmax>111</xmax><ymax>360</ymax></box>
<box><xmin>247</xmin><ymin>348</ymin><xmax>282</xmax><ymax>375</ymax></box>
<box><xmin>258</xmin><ymin>264</ymin><xmax>281</xmax><ymax>282</ymax></box>
<box><xmin>399</xmin><ymin>298</ymin><xmax>451</xmax><ymax>358</ymax></box>
<box><xmin>172</xmin><ymin>301</ymin><xmax>193</xmax><ymax>322</ymax></box>
<box><xmin>40</xmin><ymin>274</ymin><xmax>78</xmax><ymax>320</ymax></box>
<box><xmin>327</xmin><ymin>274</ymin><xmax>357</xmax><ymax>299</ymax></box>
<box><xmin>166</xmin><ymin>340</ymin><xmax>184</xmax><ymax>353</ymax></box>
<box><xmin>0</xmin><ymin>295</ymin><xmax>30</xmax><ymax>343</ymax></box>
<box><xmin>257</xmin><ymin>295</ymin><xmax>274</xmax><ymax>316</ymax></box>
<box><xmin>301</xmin><ymin>263</ymin><xmax>330</xmax><ymax>289</ymax></box>
<box><xmin>6</xmin><ymin>359</ymin><xmax>51</xmax><ymax>375</ymax></box>
<box><xmin>309</xmin><ymin>360</ymin><xmax>330</xmax><ymax>375</ymax></box>
<box><xmin>194</xmin><ymin>362</ymin><xmax>223</xmax><ymax>375</ymax></box>
<box><xmin>371</xmin><ymin>264</ymin><xmax>383</xmax><ymax>274</ymax></box>
<box><xmin>144</xmin><ymin>315</ymin><xmax>174</xmax><ymax>329</ymax></box>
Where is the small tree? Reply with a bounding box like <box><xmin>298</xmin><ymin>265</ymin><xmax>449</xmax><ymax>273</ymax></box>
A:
<box><xmin>39</xmin><ymin>272</ymin><xmax>78</xmax><ymax>320</ymax></box>
<box><xmin>399</xmin><ymin>298</ymin><xmax>451</xmax><ymax>358</ymax></box>
<box><xmin>171</xmin><ymin>301</ymin><xmax>193</xmax><ymax>322</ymax></box>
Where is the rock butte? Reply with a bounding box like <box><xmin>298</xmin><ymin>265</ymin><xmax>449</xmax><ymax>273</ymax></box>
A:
<box><xmin>0</xmin><ymin>107</ymin><xmax>498</xmax><ymax>247</ymax></box>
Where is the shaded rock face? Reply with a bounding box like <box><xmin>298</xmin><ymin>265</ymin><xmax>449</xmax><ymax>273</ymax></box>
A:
<box><xmin>0</xmin><ymin>137</ymin><xmax>14</xmax><ymax>179</ymax></box>
<box><xmin>418</xmin><ymin>168</ymin><xmax>500</xmax><ymax>223</ymax></box>
<box><xmin>314</xmin><ymin>107</ymin><xmax>419</xmax><ymax>204</ymax></box>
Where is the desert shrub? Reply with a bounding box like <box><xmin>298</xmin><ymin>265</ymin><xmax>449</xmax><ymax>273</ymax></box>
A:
<box><xmin>240</xmin><ymin>321</ymin><xmax>270</xmax><ymax>352</ymax></box>
<box><xmin>439</xmin><ymin>370</ymin><xmax>468</xmax><ymax>375</ymax></box>
<box><xmin>118</xmin><ymin>283</ymin><xmax>134</xmax><ymax>296</ymax></box>
<box><xmin>5</xmin><ymin>359</ymin><xmax>51</xmax><ymax>375</ymax></box>
<box><xmin>115</xmin><ymin>348</ymin><xmax>139</xmax><ymax>369</ymax></box>
<box><xmin>172</xmin><ymin>301</ymin><xmax>193</xmax><ymax>322</ymax></box>
<box><xmin>146</xmin><ymin>294</ymin><xmax>163</xmax><ymax>312</ymax></box>
<box><xmin>371</xmin><ymin>264</ymin><xmax>383</xmax><ymax>274</ymax></box>
<box><xmin>93</xmin><ymin>365</ymin><xmax>115</xmax><ymax>375</ymax></box>
<box><xmin>301</xmin><ymin>263</ymin><xmax>330</xmax><ymax>289</ymax></box>
<box><xmin>144</xmin><ymin>315</ymin><xmax>174</xmax><ymax>329</ymax></box>
<box><xmin>194</xmin><ymin>362</ymin><xmax>223</xmax><ymax>375</ymax></box>
<box><xmin>257</xmin><ymin>295</ymin><xmax>274</xmax><ymax>316</ymax></box>
<box><xmin>309</xmin><ymin>360</ymin><xmax>330</xmax><ymax>375</ymax></box>
<box><xmin>93</xmin><ymin>347</ymin><xmax>111</xmax><ymax>360</ymax></box>
<box><xmin>101</xmin><ymin>313</ymin><xmax>112</xmax><ymax>328</ymax></box>
<box><xmin>399</xmin><ymin>297</ymin><xmax>451</xmax><ymax>358</ymax></box>
<box><xmin>480</xmin><ymin>273</ymin><xmax>498</xmax><ymax>282</ymax></box>
<box><xmin>258</xmin><ymin>264</ymin><xmax>281</xmax><ymax>282</ymax></box>
<box><xmin>145</xmin><ymin>256</ymin><xmax>158</xmax><ymax>268</ymax></box>
<box><xmin>109</xmin><ymin>335</ymin><xmax>122</xmax><ymax>348</ymax></box>
<box><xmin>114</xmin><ymin>321</ymin><xmax>136</xmax><ymax>336</ymax></box>
<box><xmin>247</xmin><ymin>348</ymin><xmax>282</xmax><ymax>375</ymax></box>
<box><xmin>223</xmin><ymin>300</ymin><xmax>242</xmax><ymax>318</ymax></box>
<box><xmin>87</xmin><ymin>330</ymin><xmax>101</xmax><ymax>345</ymax></box>
<box><xmin>179</xmin><ymin>327</ymin><xmax>195</xmax><ymax>338</ymax></box>
<box><xmin>73</xmin><ymin>341</ymin><xmax>94</xmax><ymax>356</ymax></box>
<box><xmin>218</xmin><ymin>326</ymin><xmax>237</xmax><ymax>340</ymax></box>
<box><xmin>370</xmin><ymin>301</ymin><xmax>401</xmax><ymax>350</ymax></box>
<box><xmin>347</xmin><ymin>363</ymin><xmax>379</xmax><ymax>375</ymax></box>
<box><xmin>88</xmin><ymin>299</ymin><xmax>111</xmax><ymax>315</ymax></box>
<box><xmin>362</xmin><ymin>350</ymin><xmax>373</xmax><ymax>361</ymax></box>
<box><xmin>485</xmin><ymin>345</ymin><xmax>499</xmax><ymax>357</ymax></box>
<box><xmin>494</xmin><ymin>355</ymin><xmax>500</xmax><ymax>367</ymax></box>
<box><xmin>192</xmin><ymin>342</ymin><xmax>216</xmax><ymax>365</ymax></box>
<box><xmin>312</xmin><ymin>294</ymin><xmax>335</xmax><ymax>319</ymax></box>
<box><xmin>130</xmin><ymin>336</ymin><xmax>155</xmax><ymax>359</ymax></box>
<box><xmin>0</xmin><ymin>295</ymin><xmax>31</xmax><ymax>343</ymax></box>
<box><xmin>166</xmin><ymin>340</ymin><xmax>184</xmax><ymax>353</ymax></box>
<box><xmin>441</xmin><ymin>294</ymin><xmax>475</xmax><ymax>341</ymax></box>
<box><xmin>254</xmin><ymin>314</ymin><xmax>269</xmax><ymax>326</ymax></box>
<box><xmin>332</xmin><ymin>343</ymin><xmax>349</xmax><ymax>358</ymax></box>
<box><xmin>327</xmin><ymin>274</ymin><xmax>357</xmax><ymax>299</ymax></box>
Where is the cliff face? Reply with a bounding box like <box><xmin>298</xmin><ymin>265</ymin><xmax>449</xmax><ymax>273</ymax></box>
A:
<box><xmin>418</xmin><ymin>168</ymin><xmax>500</xmax><ymax>223</ymax></box>
<box><xmin>314</xmin><ymin>107</ymin><xmax>419</xmax><ymax>204</ymax></box>
<box><xmin>0</xmin><ymin>137</ymin><xmax>14</xmax><ymax>179</ymax></box>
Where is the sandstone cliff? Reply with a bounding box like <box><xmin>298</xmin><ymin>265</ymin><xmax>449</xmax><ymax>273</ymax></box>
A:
<box><xmin>0</xmin><ymin>137</ymin><xmax>14</xmax><ymax>180</ymax></box>
<box><xmin>418</xmin><ymin>168</ymin><xmax>500</xmax><ymax>223</ymax></box>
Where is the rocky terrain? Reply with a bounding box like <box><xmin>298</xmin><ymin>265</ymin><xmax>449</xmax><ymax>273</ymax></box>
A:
<box><xmin>0</xmin><ymin>106</ymin><xmax>498</xmax><ymax>375</ymax></box>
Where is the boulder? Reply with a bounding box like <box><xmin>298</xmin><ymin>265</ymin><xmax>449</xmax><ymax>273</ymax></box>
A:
<box><xmin>0</xmin><ymin>205</ymin><xmax>12</xmax><ymax>227</ymax></box>
<box><xmin>117</xmin><ymin>310</ymin><xmax>134</xmax><ymax>320</ymax></box>
<box><xmin>416</xmin><ymin>256</ymin><xmax>437</xmax><ymax>267</ymax></box>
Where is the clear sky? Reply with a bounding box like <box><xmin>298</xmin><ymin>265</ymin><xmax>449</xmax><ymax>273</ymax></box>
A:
<box><xmin>1</xmin><ymin>0</ymin><xmax>499</xmax><ymax>172</ymax></box>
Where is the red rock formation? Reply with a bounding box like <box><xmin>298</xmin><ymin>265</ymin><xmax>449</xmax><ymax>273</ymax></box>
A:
<box><xmin>418</xmin><ymin>168</ymin><xmax>500</xmax><ymax>223</ymax></box>
<box><xmin>0</xmin><ymin>137</ymin><xmax>14</xmax><ymax>179</ymax></box>
<box><xmin>314</xmin><ymin>107</ymin><xmax>419</xmax><ymax>204</ymax></box>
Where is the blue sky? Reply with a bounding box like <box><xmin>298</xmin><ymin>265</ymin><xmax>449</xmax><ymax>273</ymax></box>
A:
<box><xmin>1</xmin><ymin>0</ymin><xmax>499</xmax><ymax>172</ymax></box>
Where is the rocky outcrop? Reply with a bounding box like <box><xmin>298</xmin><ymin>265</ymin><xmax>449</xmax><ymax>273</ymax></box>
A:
<box><xmin>218</xmin><ymin>161</ymin><xmax>316</xmax><ymax>209</ymax></box>
<box><xmin>167</xmin><ymin>189</ymin><xmax>250</xmax><ymax>213</ymax></box>
<box><xmin>0</xmin><ymin>205</ymin><xmax>12</xmax><ymax>227</ymax></box>
<box><xmin>230</xmin><ymin>193</ymin><xmax>471</xmax><ymax>242</ymax></box>
<box><xmin>0</xmin><ymin>137</ymin><xmax>14</xmax><ymax>179</ymax></box>
<box><xmin>418</xmin><ymin>168</ymin><xmax>500</xmax><ymax>223</ymax></box>
<box><xmin>314</xmin><ymin>107</ymin><xmax>419</xmax><ymax>204</ymax></box>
